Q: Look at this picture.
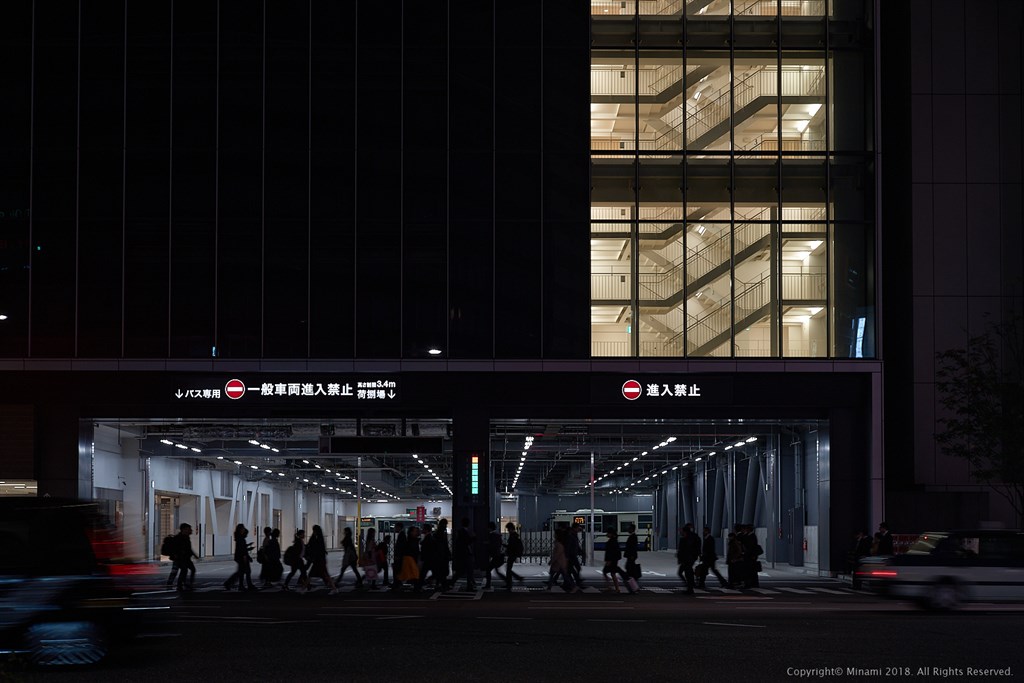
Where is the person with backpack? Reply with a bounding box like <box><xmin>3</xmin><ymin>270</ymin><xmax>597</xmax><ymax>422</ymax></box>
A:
<box><xmin>502</xmin><ymin>522</ymin><xmax>525</xmax><ymax>590</ymax></box>
<box><xmin>484</xmin><ymin>522</ymin><xmax>505</xmax><ymax>590</ymax></box>
<box><xmin>167</xmin><ymin>523</ymin><xmax>198</xmax><ymax>591</ymax></box>
<box><xmin>282</xmin><ymin>529</ymin><xmax>308</xmax><ymax>591</ymax></box>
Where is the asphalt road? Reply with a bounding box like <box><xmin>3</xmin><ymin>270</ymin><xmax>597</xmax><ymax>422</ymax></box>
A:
<box><xmin>4</xmin><ymin>581</ymin><xmax>1022</xmax><ymax>683</ymax></box>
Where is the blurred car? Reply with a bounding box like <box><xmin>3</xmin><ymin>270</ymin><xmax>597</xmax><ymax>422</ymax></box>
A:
<box><xmin>856</xmin><ymin>529</ymin><xmax>1024</xmax><ymax>609</ymax></box>
<box><xmin>0</xmin><ymin>498</ymin><xmax>169</xmax><ymax>666</ymax></box>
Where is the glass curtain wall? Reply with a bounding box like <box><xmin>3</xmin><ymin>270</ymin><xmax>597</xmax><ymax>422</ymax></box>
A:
<box><xmin>591</xmin><ymin>0</ymin><xmax>869</xmax><ymax>358</ymax></box>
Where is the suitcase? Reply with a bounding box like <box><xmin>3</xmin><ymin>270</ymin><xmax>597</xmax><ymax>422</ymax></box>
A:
<box><xmin>626</xmin><ymin>577</ymin><xmax>639</xmax><ymax>593</ymax></box>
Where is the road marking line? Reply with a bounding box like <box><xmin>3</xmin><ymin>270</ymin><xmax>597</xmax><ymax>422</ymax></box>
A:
<box><xmin>528</xmin><ymin>606</ymin><xmax>635</xmax><ymax>610</ymax></box>
<box><xmin>697</xmin><ymin>596</ymin><xmax>773</xmax><ymax>601</ymax></box>
<box><xmin>529</xmin><ymin>600</ymin><xmax>624</xmax><ymax>604</ymax></box>
<box><xmin>807</xmin><ymin>587</ymin><xmax>850</xmax><ymax>594</ymax></box>
<box><xmin>776</xmin><ymin>587</ymin><xmax>815</xmax><ymax>594</ymax></box>
<box><xmin>318</xmin><ymin>605</ymin><xmax>416</xmax><ymax>609</ymax></box>
<box><xmin>702</xmin><ymin>621</ymin><xmax>766</xmax><ymax>629</ymax></box>
<box><xmin>749</xmin><ymin>588</ymin><xmax>781</xmax><ymax>595</ymax></box>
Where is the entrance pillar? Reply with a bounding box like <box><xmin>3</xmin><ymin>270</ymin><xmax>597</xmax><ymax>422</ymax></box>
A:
<box><xmin>452</xmin><ymin>409</ymin><xmax>491</xmax><ymax>571</ymax></box>
<box><xmin>36</xmin><ymin>405</ymin><xmax>89</xmax><ymax>499</ymax></box>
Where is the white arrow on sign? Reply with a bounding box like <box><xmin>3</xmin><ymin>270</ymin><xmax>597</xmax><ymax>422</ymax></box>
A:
<box><xmin>175</xmin><ymin>390</ymin><xmax>183</xmax><ymax>398</ymax></box>
<box><xmin>387</xmin><ymin>391</ymin><xmax>396</xmax><ymax>398</ymax></box>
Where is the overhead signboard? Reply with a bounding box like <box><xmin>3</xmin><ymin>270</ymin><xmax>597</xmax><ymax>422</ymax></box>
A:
<box><xmin>591</xmin><ymin>374</ymin><xmax>732</xmax><ymax>405</ymax></box>
<box><xmin>172</xmin><ymin>376</ymin><xmax>400</xmax><ymax>403</ymax></box>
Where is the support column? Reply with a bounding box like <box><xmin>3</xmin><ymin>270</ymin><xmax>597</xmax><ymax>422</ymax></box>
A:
<box><xmin>35</xmin><ymin>404</ymin><xmax>88</xmax><ymax>499</ymax></box>
<box><xmin>452</xmin><ymin>409</ymin><xmax>491</xmax><ymax>571</ymax></box>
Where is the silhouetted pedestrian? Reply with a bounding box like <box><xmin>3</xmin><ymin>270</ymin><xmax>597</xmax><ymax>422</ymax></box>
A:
<box><xmin>696</xmin><ymin>526</ymin><xmax>728</xmax><ymax>589</ymax></box>
<box><xmin>225</xmin><ymin>524</ymin><xmax>255</xmax><ymax>592</ymax></box>
<box><xmin>453</xmin><ymin>517</ymin><xmax>476</xmax><ymax>591</ymax></box>
<box><xmin>677</xmin><ymin>525</ymin><xmax>700</xmax><ymax>594</ymax></box>
<box><xmin>484</xmin><ymin>522</ymin><xmax>505</xmax><ymax>589</ymax></box>
<box><xmin>282</xmin><ymin>529</ymin><xmax>307</xmax><ymax>591</ymax></box>
<box><xmin>336</xmin><ymin>527</ymin><xmax>363</xmax><ymax>587</ymax></box>
<box><xmin>170</xmin><ymin>523</ymin><xmax>198</xmax><ymax>591</ymax></box>
<box><xmin>306</xmin><ymin>524</ymin><xmax>337</xmax><ymax>594</ymax></box>
<box><xmin>502</xmin><ymin>522</ymin><xmax>525</xmax><ymax>590</ymax></box>
<box><xmin>602</xmin><ymin>529</ymin><xmax>633</xmax><ymax>593</ymax></box>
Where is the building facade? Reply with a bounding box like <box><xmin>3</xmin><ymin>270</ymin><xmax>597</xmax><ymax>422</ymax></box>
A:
<box><xmin>0</xmin><ymin>1</ymin><xmax>887</xmax><ymax>573</ymax></box>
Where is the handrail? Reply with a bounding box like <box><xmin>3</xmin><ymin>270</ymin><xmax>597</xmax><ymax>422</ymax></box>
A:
<box><xmin>640</xmin><ymin>66</ymin><xmax>826</xmax><ymax>152</ymax></box>
<box><xmin>734</xmin><ymin>0</ymin><xmax>826</xmax><ymax>17</ymax></box>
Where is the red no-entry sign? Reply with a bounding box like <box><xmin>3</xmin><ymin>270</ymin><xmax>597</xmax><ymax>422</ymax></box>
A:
<box><xmin>622</xmin><ymin>379</ymin><xmax>642</xmax><ymax>400</ymax></box>
<box><xmin>225</xmin><ymin>379</ymin><xmax>246</xmax><ymax>400</ymax></box>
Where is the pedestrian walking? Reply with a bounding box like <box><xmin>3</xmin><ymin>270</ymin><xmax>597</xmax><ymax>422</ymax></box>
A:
<box><xmin>169</xmin><ymin>523</ymin><xmax>198</xmax><ymax>591</ymax></box>
<box><xmin>484</xmin><ymin>522</ymin><xmax>505</xmax><ymax>590</ymax></box>
<box><xmin>282</xmin><ymin>529</ymin><xmax>308</xmax><ymax>591</ymax></box>
<box><xmin>257</xmin><ymin>527</ymin><xmax>273</xmax><ymax>586</ymax></box>
<box><xmin>676</xmin><ymin>525</ymin><xmax>700</xmax><ymax>594</ymax></box>
<box><xmin>876</xmin><ymin>521</ymin><xmax>894</xmax><ymax>555</ymax></box>
<box><xmin>547</xmin><ymin>527</ymin><xmax>575</xmax><ymax>592</ymax></box>
<box><xmin>566</xmin><ymin>523</ymin><xmax>586</xmax><ymax>588</ymax></box>
<box><xmin>624</xmin><ymin>523</ymin><xmax>640</xmax><ymax>586</ymax></box>
<box><xmin>727</xmin><ymin>528</ymin><xmax>744</xmax><ymax>588</ymax></box>
<box><xmin>336</xmin><ymin>527</ymin><xmax>363</xmax><ymax>587</ymax></box>
<box><xmin>602</xmin><ymin>529</ymin><xmax>633</xmax><ymax>593</ymax></box>
<box><xmin>390</xmin><ymin>523</ymin><xmax>407</xmax><ymax>591</ymax></box>
<box><xmin>306</xmin><ymin>524</ymin><xmax>338</xmax><ymax>594</ymax></box>
<box><xmin>359</xmin><ymin>527</ymin><xmax>380</xmax><ymax>589</ymax></box>
<box><xmin>431</xmin><ymin>519</ymin><xmax>451</xmax><ymax>591</ymax></box>
<box><xmin>402</xmin><ymin>526</ymin><xmax>422</xmax><ymax>592</ymax></box>
<box><xmin>453</xmin><ymin>517</ymin><xmax>477</xmax><ymax>591</ymax></box>
<box><xmin>377</xmin><ymin>534</ymin><xmax>391</xmax><ymax>587</ymax></box>
<box><xmin>502</xmin><ymin>522</ymin><xmax>525</xmax><ymax>590</ymax></box>
<box><xmin>261</xmin><ymin>528</ymin><xmax>283</xmax><ymax>587</ymax></box>
<box><xmin>418</xmin><ymin>523</ymin><xmax>436</xmax><ymax>590</ymax></box>
<box><xmin>696</xmin><ymin>526</ymin><xmax>729</xmax><ymax>589</ymax></box>
<box><xmin>739</xmin><ymin>524</ymin><xmax>762</xmax><ymax>588</ymax></box>
<box><xmin>225</xmin><ymin>524</ymin><xmax>256</xmax><ymax>592</ymax></box>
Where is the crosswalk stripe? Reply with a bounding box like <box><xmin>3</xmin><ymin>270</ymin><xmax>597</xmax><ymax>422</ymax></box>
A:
<box><xmin>776</xmin><ymin>587</ymin><xmax>815</xmax><ymax>594</ymax></box>
<box><xmin>749</xmin><ymin>588</ymin><xmax>781</xmax><ymax>595</ymax></box>
<box><xmin>807</xmin><ymin>587</ymin><xmax>850</xmax><ymax>595</ymax></box>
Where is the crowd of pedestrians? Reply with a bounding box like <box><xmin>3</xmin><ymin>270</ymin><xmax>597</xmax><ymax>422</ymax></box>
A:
<box><xmin>164</xmin><ymin>519</ymin><xmax>774</xmax><ymax>596</ymax></box>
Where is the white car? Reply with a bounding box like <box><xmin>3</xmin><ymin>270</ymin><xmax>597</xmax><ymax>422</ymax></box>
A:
<box><xmin>856</xmin><ymin>529</ymin><xmax>1024</xmax><ymax>609</ymax></box>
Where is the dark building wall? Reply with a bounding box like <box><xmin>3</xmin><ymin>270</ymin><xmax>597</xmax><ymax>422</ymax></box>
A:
<box><xmin>889</xmin><ymin>0</ymin><xmax>1024</xmax><ymax>528</ymax></box>
<box><xmin>0</xmin><ymin>0</ymin><xmax>590</xmax><ymax>361</ymax></box>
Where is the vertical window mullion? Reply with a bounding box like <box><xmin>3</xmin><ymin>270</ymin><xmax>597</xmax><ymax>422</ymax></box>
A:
<box><xmin>631</xmin><ymin>7</ymin><xmax>640</xmax><ymax>358</ymax></box>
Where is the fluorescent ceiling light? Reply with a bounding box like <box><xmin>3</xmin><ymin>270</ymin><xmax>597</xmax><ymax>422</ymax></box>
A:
<box><xmin>428</xmin><ymin>348</ymin><xmax>442</xmax><ymax>355</ymax></box>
